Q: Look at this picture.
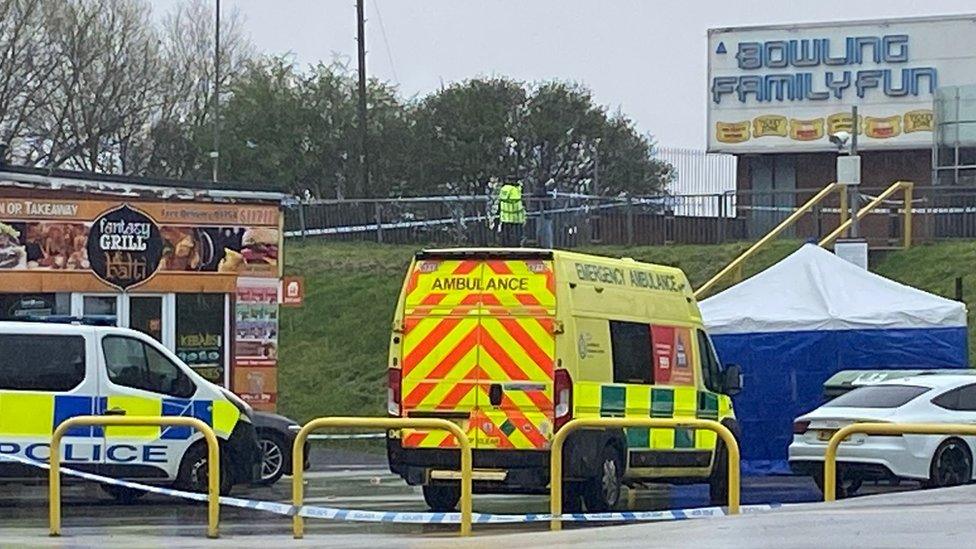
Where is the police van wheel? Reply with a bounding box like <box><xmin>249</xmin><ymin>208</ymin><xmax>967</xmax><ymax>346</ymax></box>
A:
<box><xmin>101</xmin><ymin>484</ymin><xmax>146</xmax><ymax>504</ymax></box>
<box><xmin>561</xmin><ymin>481</ymin><xmax>584</xmax><ymax>513</ymax></box>
<box><xmin>176</xmin><ymin>443</ymin><xmax>233</xmax><ymax>496</ymax></box>
<box><xmin>582</xmin><ymin>445</ymin><xmax>623</xmax><ymax>512</ymax></box>
<box><xmin>422</xmin><ymin>484</ymin><xmax>461</xmax><ymax>511</ymax></box>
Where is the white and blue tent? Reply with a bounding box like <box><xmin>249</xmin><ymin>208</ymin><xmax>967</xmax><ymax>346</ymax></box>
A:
<box><xmin>699</xmin><ymin>244</ymin><xmax>968</xmax><ymax>473</ymax></box>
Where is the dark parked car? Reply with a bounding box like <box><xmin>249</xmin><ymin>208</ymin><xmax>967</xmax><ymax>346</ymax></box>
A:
<box><xmin>252</xmin><ymin>412</ymin><xmax>309</xmax><ymax>485</ymax></box>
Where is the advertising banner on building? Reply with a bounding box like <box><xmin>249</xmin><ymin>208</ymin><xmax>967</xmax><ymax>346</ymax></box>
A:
<box><xmin>233</xmin><ymin>277</ymin><xmax>279</xmax><ymax>411</ymax></box>
<box><xmin>707</xmin><ymin>15</ymin><xmax>976</xmax><ymax>153</ymax></box>
<box><xmin>0</xmin><ymin>197</ymin><xmax>280</xmax><ymax>290</ymax></box>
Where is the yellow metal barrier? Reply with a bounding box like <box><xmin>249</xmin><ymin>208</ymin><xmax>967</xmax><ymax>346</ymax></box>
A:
<box><xmin>824</xmin><ymin>422</ymin><xmax>976</xmax><ymax>502</ymax></box>
<box><xmin>818</xmin><ymin>181</ymin><xmax>914</xmax><ymax>248</ymax></box>
<box><xmin>49</xmin><ymin>415</ymin><xmax>220</xmax><ymax>538</ymax></box>
<box><xmin>292</xmin><ymin>417</ymin><xmax>473</xmax><ymax>538</ymax></box>
<box><xmin>694</xmin><ymin>182</ymin><xmax>844</xmax><ymax>298</ymax></box>
<box><xmin>549</xmin><ymin>417</ymin><xmax>740</xmax><ymax>531</ymax></box>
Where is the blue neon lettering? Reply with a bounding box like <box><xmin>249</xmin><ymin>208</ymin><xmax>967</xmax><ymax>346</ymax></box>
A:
<box><xmin>714</xmin><ymin>33</ymin><xmax>936</xmax><ymax>104</ymax></box>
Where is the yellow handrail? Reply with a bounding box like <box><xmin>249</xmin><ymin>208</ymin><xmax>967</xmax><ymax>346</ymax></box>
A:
<box><xmin>49</xmin><ymin>415</ymin><xmax>220</xmax><ymax>538</ymax></box>
<box><xmin>549</xmin><ymin>417</ymin><xmax>740</xmax><ymax>531</ymax></box>
<box><xmin>291</xmin><ymin>417</ymin><xmax>473</xmax><ymax>538</ymax></box>
<box><xmin>818</xmin><ymin>181</ymin><xmax>914</xmax><ymax>248</ymax></box>
<box><xmin>824</xmin><ymin>421</ymin><xmax>976</xmax><ymax>501</ymax></box>
<box><xmin>694</xmin><ymin>182</ymin><xmax>843</xmax><ymax>298</ymax></box>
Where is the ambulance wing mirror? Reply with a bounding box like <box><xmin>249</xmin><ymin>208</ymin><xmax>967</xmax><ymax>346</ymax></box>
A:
<box><xmin>722</xmin><ymin>364</ymin><xmax>743</xmax><ymax>397</ymax></box>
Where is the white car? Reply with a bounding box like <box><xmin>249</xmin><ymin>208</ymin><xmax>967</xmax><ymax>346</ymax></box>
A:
<box><xmin>789</xmin><ymin>374</ymin><xmax>976</xmax><ymax>498</ymax></box>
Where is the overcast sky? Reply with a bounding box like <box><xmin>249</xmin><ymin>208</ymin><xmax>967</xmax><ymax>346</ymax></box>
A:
<box><xmin>161</xmin><ymin>0</ymin><xmax>976</xmax><ymax>149</ymax></box>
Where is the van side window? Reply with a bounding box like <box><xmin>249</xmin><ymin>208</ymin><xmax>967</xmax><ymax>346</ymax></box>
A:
<box><xmin>609</xmin><ymin>321</ymin><xmax>653</xmax><ymax>384</ymax></box>
<box><xmin>0</xmin><ymin>334</ymin><xmax>85</xmax><ymax>391</ymax></box>
<box><xmin>103</xmin><ymin>336</ymin><xmax>195</xmax><ymax>398</ymax></box>
<box><xmin>697</xmin><ymin>329</ymin><xmax>722</xmax><ymax>393</ymax></box>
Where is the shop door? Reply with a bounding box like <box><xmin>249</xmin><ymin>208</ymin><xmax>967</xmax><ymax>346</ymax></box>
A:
<box><xmin>129</xmin><ymin>296</ymin><xmax>163</xmax><ymax>342</ymax></box>
<box><xmin>72</xmin><ymin>294</ymin><xmax>122</xmax><ymax>325</ymax></box>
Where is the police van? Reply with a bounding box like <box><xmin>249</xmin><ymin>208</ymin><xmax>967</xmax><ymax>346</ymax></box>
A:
<box><xmin>0</xmin><ymin>319</ymin><xmax>260</xmax><ymax>501</ymax></box>
<box><xmin>386</xmin><ymin>248</ymin><xmax>742</xmax><ymax>512</ymax></box>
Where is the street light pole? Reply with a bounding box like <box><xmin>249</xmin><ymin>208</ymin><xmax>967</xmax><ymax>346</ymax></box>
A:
<box><xmin>211</xmin><ymin>0</ymin><xmax>221</xmax><ymax>183</ymax></box>
<box><xmin>849</xmin><ymin>105</ymin><xmax>859</xmax><ymax>238</ymax></box>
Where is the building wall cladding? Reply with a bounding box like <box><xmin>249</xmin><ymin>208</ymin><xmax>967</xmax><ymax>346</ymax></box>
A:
<box><xmin>735</xmin><ymin>150</ymin><xmax>931</xmax><ymax>244</ymax></box>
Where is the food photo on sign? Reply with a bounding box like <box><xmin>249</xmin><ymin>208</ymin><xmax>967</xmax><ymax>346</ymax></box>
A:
<box><xmin>159</xmin><ymin>226</ymin><xmax>279</xmax><ymax>276</ymax></box>
<box><xmin>0</xmin><ymin>221</ymin><xmax>91</xmax><ymax>270</ymax></box>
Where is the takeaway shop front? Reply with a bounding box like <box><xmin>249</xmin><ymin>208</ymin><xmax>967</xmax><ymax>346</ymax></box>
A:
<box><xmin>0</xmin><ymin>178</ymin><xmax>288</xmax><ymax>411</ymax></box>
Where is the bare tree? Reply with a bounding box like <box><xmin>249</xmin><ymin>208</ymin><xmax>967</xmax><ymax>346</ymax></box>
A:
<box><xmin>145</xmin><ymin>0</ymin><xmax>252</xmax><ymax>178</ymax></box>
<box><xmin>0</xmin><ymin>0</ymin><xmax>58</xmax><ymax>162</ymax></box>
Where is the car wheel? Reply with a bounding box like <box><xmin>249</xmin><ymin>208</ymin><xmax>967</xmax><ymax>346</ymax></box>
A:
<box><xmin>812</xmin><ymin>466</ymin><xmax>861</xmax><ymax>499</ymax></box>
<box><xmin>101</xmin><ymin>484</ymin><xmax>146</xmax><ymax>504</ymax></box>
<box><xmin>582</xmin><ymin>444</ymin><xmax>623</xmax><ymax>512</ymax></box>
<box><xmin>709</xmin><ymin>436</ymin><xmax>730</xmax><ymax>506</ymax></box>
<box><xmin>176</xmin><ymin>443</ymin><xmax>233</xmax><ymax>496</ymax></box>
<box><xmin>257</xmin><ymin>432</ymin><xmax>287</xmax><ymax>485</ymax></box>
<box><xmin>422</xmin><ymin>484</ymin><xmax>460</xmax><ymax>511</ymax></box>
<box><xmin>927</xmin><ymin>438</ymin><xmax>973</xmax><ymax>488</ymax></box>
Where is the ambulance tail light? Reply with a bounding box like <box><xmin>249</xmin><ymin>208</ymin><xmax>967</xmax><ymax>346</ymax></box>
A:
<box><xmin>388</xmin><ymin>368</ymin><xmax>402</xmax><ymax>417</ymax></box>
<box><xmin>554</xmin><ymin>369</ymin><xmax>573</xmax><ymax>431</ymax></box>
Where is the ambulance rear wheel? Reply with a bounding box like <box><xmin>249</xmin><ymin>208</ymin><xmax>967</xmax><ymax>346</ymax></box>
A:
<box><xmin>582</xmin><ymin>444</ymin><xmax>623</xmax><ymax>512</ymax></box>
<box><xmin>101</xmin><ymin>485</ymin><xmax>146</xmax><ymax>504</ymax></box>
<box><xmin>422</xmin><ymin>484</ymin><xmax>460</xmax><ymax>511</ymax></box>
<box><xmin>176</xmin><ymin>443</ymin><xmax>233</xmax><ymax>496</ymax></box>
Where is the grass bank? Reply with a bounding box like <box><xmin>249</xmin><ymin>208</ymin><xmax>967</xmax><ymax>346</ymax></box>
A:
<box><xmin>277</xmin><ymin>240</ymin><xmax>976</xmax><ymax>422</ymax></box>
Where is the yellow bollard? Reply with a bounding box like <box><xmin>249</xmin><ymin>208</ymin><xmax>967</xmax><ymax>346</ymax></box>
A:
<box><xmin>292</xmin><ymin>417</ymin><xmax>473</xmax><ymax>538</ymax></box>
<box><xmin>550</xmin><ymin>417</ymin><xmax>739</xmax><ymax>531</ymax></box>
<box><xmin>824</xmin><ymin>421</ymin><xmax>976</xmax><ymax>502</ymax></box>
<box><xmin>50</xmin><ymin>415</ymin><xmax>220</xmax><ymax>538</ymax></box>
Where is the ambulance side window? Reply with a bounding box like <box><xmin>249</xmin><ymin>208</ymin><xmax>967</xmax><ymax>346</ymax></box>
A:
<box><xmin>697</xmin><ymin>330</ymin><xmax>722</xmax><ymax>393</ymax></box>
<box><xmin>103</xmin><ymin>336</ymin><xmax>195</xmax><ymax>398</ymax></box>
<box><xmin>609</xmin><ymin>320</ymin><xmax>653</xmax><ymax>384</ymax></box>
<box><xmin>0</xmin><ymin>334</ymin><xmax>85</xmax><ymax>391</ymax></box>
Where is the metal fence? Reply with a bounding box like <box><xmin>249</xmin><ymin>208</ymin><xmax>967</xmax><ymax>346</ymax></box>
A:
<box><xmin>284</xmin><ymin>185</ymin><xmax>976</xmax><ymax>248</ymax></box>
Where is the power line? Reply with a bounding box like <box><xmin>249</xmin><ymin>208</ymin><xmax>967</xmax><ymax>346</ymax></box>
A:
<box><xmin>370</xmin><ymin>0</ymin><xmax>399</xmax><ymax>85</ymax></box>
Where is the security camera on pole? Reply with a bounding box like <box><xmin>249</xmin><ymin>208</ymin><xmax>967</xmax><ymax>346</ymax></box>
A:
<box><xmin>829</xmin><ymin>106</ymin><xmax>867</xmax><ymax>269</ymax></box>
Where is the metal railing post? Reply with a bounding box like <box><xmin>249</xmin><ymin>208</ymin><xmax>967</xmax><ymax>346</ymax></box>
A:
<box><xmin>819</xmin><ymin>181</ymin><xmax>913</xmax><ymax>248</ymax></box>
<box><xmin>694</xmin><ymin>182</ymin><xmax>840</xmax><ymax>298</ymax></box>
<box><xmin>824</xmin><ymin>421</ymin><xmax>976</xmax><ymax>502</ymax></box>
<box><xmin>374</xmin><ymin>202</ymin><xmax>383</xmax><ymax>243</ymax></box>
<box><xmin>50</xmin><ymin>416</ymin><xmax>220</xmax><ymax>538</ymax></box>
<box><xmin>903</xmin><ymin>182</ymin><xmax>914</xmax><ymax>248</ymax></box>
<box><xmin>549</xmin><ymin>417</ymin><xmax>739</xmax><ymax>531</ymax></box>
<box><xmin>626</xmin><ymin>196</ymin><xmax>635</xmax><ymax>245</ymax></box>
<box><xmin>292</xmin><ymin>417</ymin><xmax>472</xmax><ymax>538</ymax></box>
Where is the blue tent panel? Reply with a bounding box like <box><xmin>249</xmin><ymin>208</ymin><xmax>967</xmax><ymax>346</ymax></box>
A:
<box><xmin>712</xmin><ymin>326</ymin><xmax>968</xmax><ymax>475</ymax></box>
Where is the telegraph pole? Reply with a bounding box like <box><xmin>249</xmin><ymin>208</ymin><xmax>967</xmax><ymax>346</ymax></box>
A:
<box><xmin>211</xmin><ymin>0</ymin><xmax>221</xmax><ymax>183</ymax></box>
<box><xmin>356</xmin><ymin>0</ymin><xmax>371</xmax><ymax>197</ymax></box>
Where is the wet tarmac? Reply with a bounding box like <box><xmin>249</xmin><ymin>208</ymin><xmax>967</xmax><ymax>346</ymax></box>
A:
<box><xmin>0</xmin><ymin>445</ymin><xmax>917</xmax><ymax>546</ymax></box>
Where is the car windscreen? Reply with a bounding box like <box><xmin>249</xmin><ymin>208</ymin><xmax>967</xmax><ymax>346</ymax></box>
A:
<box><xmin>823</xmin><ymin>384</ymin><xmax>929</xmax><ymax>408</ymax></box>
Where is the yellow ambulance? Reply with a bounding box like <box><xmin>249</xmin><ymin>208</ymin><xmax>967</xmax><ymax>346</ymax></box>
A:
<box><xmin>386</xmin><ymin>248</ymin><xmax>743</xmax><ymax>512</ymax></box>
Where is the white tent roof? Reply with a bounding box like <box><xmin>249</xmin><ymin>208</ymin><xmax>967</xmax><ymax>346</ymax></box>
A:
<box><xmin>700</xmin><ymin>244</ymin><xmax>967</xmax><ymax>335</ymax></box>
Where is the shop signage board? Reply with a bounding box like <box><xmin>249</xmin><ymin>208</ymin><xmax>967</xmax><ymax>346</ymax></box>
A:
<box><xmin>707</xmin><ymin>15</ymin><xmax>976</xmax><ymax>152</ymax></box>
<box><xmin>0</xmin><ymin>198</ymin><xmax>280</xmax><ymax>284</ymax></box>
<box><xmin>280</xmin><ymin>276</ymin><xmax>304</xmax><ymax>307</ymax></box>
<box><xmin>233</xmin><ymin>277</ymin><xmax>280</xmax><ymax>411</ymax></box>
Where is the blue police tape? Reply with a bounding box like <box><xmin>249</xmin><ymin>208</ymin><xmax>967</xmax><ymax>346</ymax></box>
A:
<box><xmin>1</xmin><ymin>454</ymin><xmax>780</xmax><ymax>524</ymax></box>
